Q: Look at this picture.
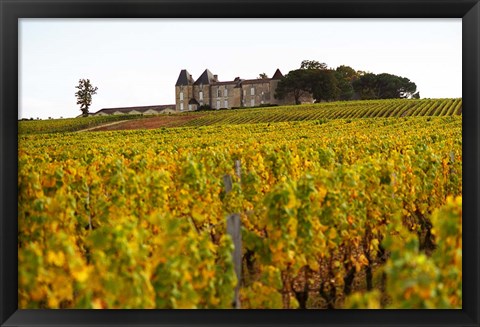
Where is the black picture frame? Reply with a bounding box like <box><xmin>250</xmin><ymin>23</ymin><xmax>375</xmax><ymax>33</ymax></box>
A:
<box><xmin>1</xmin><ymin>0</ymin><xmax>479</xmax><ymax>326</ymax></box>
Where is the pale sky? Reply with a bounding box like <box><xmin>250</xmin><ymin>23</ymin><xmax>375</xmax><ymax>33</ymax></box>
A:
<box><xmin>19</xmin><ymin>19</ymin><xmax>462</xmax><ymax>119</ymax></box>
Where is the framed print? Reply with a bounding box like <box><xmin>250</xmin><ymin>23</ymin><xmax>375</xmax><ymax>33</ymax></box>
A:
<box><xmin>1</xmin><ymin>0</ymin><xmax>479</xmax><ymax>326</ymax></box>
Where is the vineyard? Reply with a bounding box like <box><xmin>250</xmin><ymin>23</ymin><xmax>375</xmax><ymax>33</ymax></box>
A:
<box><xmin>18</xmin><ymin>106</ymin><xmax>462</xmax><ymax>308</ymax></box>
<box><xmin>18</xmin><ymin>98</ymin><xmax>461</xmax><ymax>134</ymax></box>
<box><xmin>180</xmin><ymin>98</ymin><xmax>462</xmax><ymax>127</ymax></box>
<box><xmin>18</xmin><ymin>114</ymin><xmax>145</xmax><ymax>134</ymax></box>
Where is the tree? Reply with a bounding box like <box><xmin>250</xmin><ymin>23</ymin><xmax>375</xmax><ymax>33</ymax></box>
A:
<box><xmin>258</xmin><ymin>73</ymin><xmax>269</xmax><ymax>79</ymax></box>
<box><xmin>274</xmin><ymin>69</ymin><xmax>311</xmax><ymax>105</ymax></box>
<box><xmin>299</xmin><ymin>61</ymin><xmax>340</xmax><ymax>102</ymax></box>
<box><xmin>352</xmin><ymin>73</ymin><xmax>417</xmax><ymax>100</ymax></box>
<box><xmin>335</xmin><ymin>65</ymin><xmax>358</xmax><ymax>81</ymax></box>
<box><xmin>310</xmin><ymin>70</ymin><xmax>340</xmax><ymax>102</ymax></box>
<box><xmin>75</xmin><ymin>79</ymin><xmax>98</xmax><ymax>117</ymax></box>
<box><xmin>352</xmin><ymin>73</ymin><xmax>378</xmax><ymax>99</ymax></box>
<box><xmin>275</xmin><ymin>60</ymin><xmax>338</xmax><ymax>104</ymax></box>
<box><xmin>335</xmin><ymin>66</ymin><xmax>358</xmax><ymax>100</ymax></box>
<box><xmin>300</xmin><ymin>60</ymin><xmax>328</xmax><ymax>70</ymax></box>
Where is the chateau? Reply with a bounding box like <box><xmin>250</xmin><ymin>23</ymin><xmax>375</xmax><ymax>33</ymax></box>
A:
<box><xmin>93</xmin><ymin>68</ymin><xmax>308</xmax><ymax>116</ymax></box>
<box><xmin>175</xmin><ymin>68</ymin><xmax>290</xmax><ymax>111</ymax></box>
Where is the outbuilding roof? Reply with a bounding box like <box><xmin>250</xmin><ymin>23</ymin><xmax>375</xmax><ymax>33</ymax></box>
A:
<box><xmin>94</xmin><ymin>104</ymin><xmax>175</xmax><ymax>115</ymax></box>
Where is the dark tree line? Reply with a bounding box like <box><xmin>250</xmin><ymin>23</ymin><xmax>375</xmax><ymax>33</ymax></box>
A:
<box><xmin>275</xmin><ymin>60</ymin><xmax>419</xmax><ymax>104</ymax></box>
<box><xmin>352</xmin><ymin>72</ymin><xmax>419</xmax><ymax>100</ymax></box>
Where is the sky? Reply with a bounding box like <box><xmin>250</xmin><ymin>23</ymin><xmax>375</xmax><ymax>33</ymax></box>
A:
<box><xmin>19</xmin><ymin>19</ymin><xmax>462</xmax><ymax>119</ymax></box>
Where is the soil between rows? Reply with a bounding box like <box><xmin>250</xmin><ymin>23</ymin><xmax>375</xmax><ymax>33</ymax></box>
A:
<box><xmin>88</xmin><ymin>114</ymin><xmax>205</xmax><ymax>131</ymax></box>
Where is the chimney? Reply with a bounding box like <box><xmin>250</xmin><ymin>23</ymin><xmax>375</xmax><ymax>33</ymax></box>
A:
<box><xmin>234</xmin><ymin>77</ymin><xmax>240</xmax><ymax>81</ymax></box>
<box><xmin>213</xmin><ymin>74</ymin><xmax>218</xmax><ymax>81</ymax></box>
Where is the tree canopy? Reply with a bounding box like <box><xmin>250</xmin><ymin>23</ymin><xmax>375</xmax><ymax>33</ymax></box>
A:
<box><xmin>335</xmin><ymin>66</ymin><xmax>358</xmax><ymax>101</ymax></box>
<box><xmin>309</xmin><ymin>69</ymin><xmax>339</xmax><ymax>102</ymax></box>
<box><xmin>352</xmin><ymin>73</ymin><xmax>418</xmax><ymax>100</ymax></box>
<box><xmin>300</xmin><ymin>60</ymin><xmax>328</xmax><ymax>70</ymax></box>
<box><xmin>274</xmin><ymin>69</ymin><xmax>312</xmax><ymax>105</ymax></box>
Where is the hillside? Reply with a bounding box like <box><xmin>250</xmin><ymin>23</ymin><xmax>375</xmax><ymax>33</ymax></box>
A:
<box><xmin>180</xmin><ymin>98</ymin><xmax>461</xmax><ymax>127</ymax></box>
<box><xmin>18</xmin><ymin>98</ymin><xmax>462</xmax><ymax>134</ymax></box>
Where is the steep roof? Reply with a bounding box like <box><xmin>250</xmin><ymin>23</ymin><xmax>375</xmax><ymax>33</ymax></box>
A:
<box><xmin>271</xmin><ymin>69</ymin><xmax>284</xmax><ymax>80</ymax></box>
<box><xmin>175</xmin><ymin>69</ymin><xmax>194</xmax><ymax>86</ymax></box>
<box><xmin>194</xmin><ymin>69</ymin><xmax>216</xmax><ymax>85</ymax></box>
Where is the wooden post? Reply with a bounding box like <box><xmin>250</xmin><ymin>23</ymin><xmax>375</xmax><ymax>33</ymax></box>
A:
<box><xmin>235</xmin><ymin>159</ymin><xmax>242</xmax><ymax>180</ymax></box>
<box><xmin>223</xmin><ymin>174</ymin><xmax>233</xmax><ymax>194</ymax></box>
<box><xmin>86</xmin><ymin>186</ymin><xmax>92</xmax><ymax>230</ymax></box>
<box><xmin>223</xmin><ymin>166</ymin><xmax>242</xmax><ymax>309</ymax></box>
<box><xmin>227</xmin><ymin>213</ymin><xmax>242</xmax><ymax>309</ymax></box>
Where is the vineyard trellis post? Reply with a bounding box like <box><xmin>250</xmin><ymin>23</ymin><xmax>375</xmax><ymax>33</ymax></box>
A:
<box><xmin>223</xmin><ymin>159</ymin><xmax>243</xmax><ymax>309</ymax></box>
<box><xmin>235</xmin><ymin>159</ymin><xmax>242</xmax><ymax>180</ymax></box>
<box><xmin>226</xmin><ymin>213</ymin><xmax>242</xmax><ymax>309</ymax></box>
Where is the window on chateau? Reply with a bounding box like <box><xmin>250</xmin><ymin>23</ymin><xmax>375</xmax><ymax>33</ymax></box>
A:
<box><xmin>224</xmin><ymin>100</ymin><xmax>228</xmax><ymax>108</ymax></box>
<box><xmin>199</xmin><ymin>91</ymin><xmax>203</xmax><ymax>100</ymax></box>
<box><xmin>218</xmin><ymin>89</ymin><xmax>222</xmax><ymax>97</ymax></box>
<box><xmin>250</xmin><ymin>99</ymin><xmax>255</xmax><ymax>107</ymax></box>
<box><xmin>224</xmin><ymin>88</ymin><xmax>228</xmax><ymax>97</ymax></box>
<box><xmin>216</xmin><ymin>100</ymin><xmax>221</xmax><ymax>109</ymax></box>
<box><xmin>180</xmin><ymin>92</ymin><xmax>184</xmax><ymax>101</ymax></box>
<box><xmin>188</xmin><ymin>104</ymin><xmax>192</xmax><ymax>111</ymax></box>
<box><xmin>250</xmin><ymin>87</ymin><xmax>255</xmax><ymax>95</ymax></box>
<box><xmin>180</xmin><ymin>102</ymin><xmax>184</xmax><ymax>111</ymax></box>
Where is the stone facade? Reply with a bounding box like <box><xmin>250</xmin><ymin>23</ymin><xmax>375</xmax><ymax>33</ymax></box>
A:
<box><xmin>175</xmin><ymin>68</ymin><xmax>310</xmax><ymax>112</ymax></box>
